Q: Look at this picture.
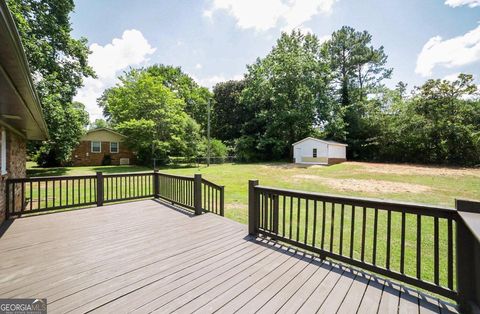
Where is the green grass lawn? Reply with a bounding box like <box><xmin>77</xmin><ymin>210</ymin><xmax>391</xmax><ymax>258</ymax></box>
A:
<box><xmin>27</xmin><ymin>161</ymin><xmax>480</xmax><ymax>224</ymax></box>
<box><xmin>27</xmin><ymin>161</ymin><xmax>151</xmax><ymax>177</ymax></box>
<box><xmin>159</xmin><ymin>162</ymin><xmax>480</xmax><ymax>224</ymax></box>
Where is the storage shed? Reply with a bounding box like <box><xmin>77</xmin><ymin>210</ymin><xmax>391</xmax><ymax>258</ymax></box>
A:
<box><xmin>292</xmin><ymin>137</ymin><xmax>347</xmax><ymax>165</ymax></box>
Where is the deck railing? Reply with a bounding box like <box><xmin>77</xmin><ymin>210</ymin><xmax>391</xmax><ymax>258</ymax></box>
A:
<box><xmin>156</xmin><ymin>173</ymin><xmax>195</xmax><ymax>211</ymax></box>
<box><xmin>248</xmin><ymin>180</ymin><xmax>480</xmax><ymax>313</ymax></box>
<box><xmin>6</xmin><ymin>171</ymin><xmax>224</xmax><ymax>217</ymax></box>
<box><xmin>202</xmin><ymin>178</ymin><xmax>225</xmax><ymax>216</ymax></box>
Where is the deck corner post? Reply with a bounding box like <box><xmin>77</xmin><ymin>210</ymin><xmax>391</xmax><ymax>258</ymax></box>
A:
<box><xmin>96</xmin><ymin>172</ymin><xmax>104</xmax><ymax>207</ymax></box>
<box><xmin>248</xmin><ymin>180</ymin><xmax>259</xmax><ymax>235</ymax></box>
<box><xmin>194</xmin><ymin>174</ymin><xmax>202</xmax><ymax>215</ymax></box>
<box><xmin>456</xmin><ymin>199</ymin><xmax>480</xmax><ymax>314</ymax></box>
<box><xmin>153</xmin><ymin>170</ymin><xmax>159</xmax><ymax>198</ymax></box>
<box><xmin>220</xmin><ymin>186</ymin><xmax>225</xmax><ymax>217</ymax></box>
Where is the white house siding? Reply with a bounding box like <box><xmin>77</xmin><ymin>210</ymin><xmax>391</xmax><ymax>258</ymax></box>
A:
<box><xmin>328</xmin><ymin>145</ymin><xmax>346</xmax><ymax>159</ymax></box>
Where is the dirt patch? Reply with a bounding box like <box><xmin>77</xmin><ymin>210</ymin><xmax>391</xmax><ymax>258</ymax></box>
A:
<box><xmin>349</xmin><ymin>162</ymin><xmax>480</xmax><ymax>177</ymax></box>
<box><xmin>292</xmin><ymin>174</ymin><xmax>431</xmax><ymax>194</ymax></box>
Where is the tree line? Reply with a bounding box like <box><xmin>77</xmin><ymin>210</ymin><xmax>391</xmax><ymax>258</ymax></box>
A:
<box><xmin>9</xmin><ymin>0</ymin><xmax>480</xmax><ymax>167</ymax></box>
<box><xmin>212</xmin><ymin>29</ymin><xmax>480</xmax><ymax>166</ymax></box>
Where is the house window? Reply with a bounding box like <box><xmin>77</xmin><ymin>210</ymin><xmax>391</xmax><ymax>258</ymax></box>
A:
<box><xmin>110</xmin><ymin>142</ymin><xmax>119</xmax><ymax>153</ymax></box>
<box><xmin>91</xmin><ymin>141</ymin><xmax>101</xmax><ymax>153</ymax></box>
<box><xmin>313</xmin><ymin>148</ymin><xmax>317</xmax><ymax>158</ymax></box>
<box><xmin>1</xmin><ymin>129</ymin><xmax>6</xmax><ymax>175</ymax></box>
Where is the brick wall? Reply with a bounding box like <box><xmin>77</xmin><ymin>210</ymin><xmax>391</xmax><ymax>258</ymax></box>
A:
<box><xmin>0</xmin><ymin>129</ymin><xmax>27</xmax><ymax>224</ymax></box>
<box><xmin>71</xmin><ymin>141</ymin><xmax>136</xmax><ymax>166</ymax></box>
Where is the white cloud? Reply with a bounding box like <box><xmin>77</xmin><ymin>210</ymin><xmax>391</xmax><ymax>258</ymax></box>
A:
<box><xmin>195</xmin><ymin>63</ymin><xmax>203</xmax><ymax>69</ymax></box>
<box><xmin>443</xmin><ymin>72</ymin><xmax>461</xmax><ymax>81</ymax></box>
<box><xmin>204</xmin><ymin>0</ymin><xmax>337</xmax><ymax>32</ymax></box>
<box><xmin>191</xmin><ymin>73</ymin><xmax>244</xmax><ymax>90</ymax></box>
<box><xmin>415</xmin><ymin>24</ymin><xmax>480</xmax><ymax>77</ymax></box>
<box><xmin>318</xmin><ymin>34</ymin><xmax>331</xmax><ymax>43</ymax></box>
<box><xmin>445</xmin><ymin>0</ymin><xmax>480</xmax><ymax>8</ymax></box>
<box><xmin>74</xmin><ymin>29</ymin><xmax>156</xmax><ymax>120</ymax></box>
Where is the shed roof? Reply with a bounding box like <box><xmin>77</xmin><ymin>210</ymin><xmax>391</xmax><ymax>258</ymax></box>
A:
<box><xmin>292</xmin><ymin>137</ymin><xmax>348</xmax><ymax>147</ymax></box>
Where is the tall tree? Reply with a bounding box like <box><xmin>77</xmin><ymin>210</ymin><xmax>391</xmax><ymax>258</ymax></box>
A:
<box><xmin>322</xmin><ymin>26</ymin><xmax>392</xmax><ymax>158</ymax></box>
<box><xmin>89</xmin><ymin>119</ymin><xmax>110</xmax><ymax>130</ymax></box>
<box><xmin>99</xmin><ymin>69</ymin><xmax>202</xmax><ymax>164</ymax></box>
<box><xmin>7</xmin><ymin>0</ymin><xmax>94</xmax><ymax>166</ymax></box>
<box><xmin>239</xmin><ymin>30</ymin><xmax>331</xmax><ymax>160</ymax></box>
<box><xmin>211</xmin><ymin>80</ymin><xmax>248</xmax><ymax>144</ymax></box>
<box><xmin>375</xmin><ymin>74</ymin><xmax>480</xmax><ymax>165</ymax></box>
<box><xmin>144</xmin><ymin>65</ymin><xmax>212</xmax><ymax>129</ymax></box>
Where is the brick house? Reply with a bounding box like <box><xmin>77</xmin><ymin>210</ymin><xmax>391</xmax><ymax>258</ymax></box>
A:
<box><xmin>0</xmin><ymin>1</ymin><xmax>49</xmax><ymax>224</ymax></box>
<box><xmin>71</xmin><ymin>128</ymin><xmax>136</xmax><ymax>166</ymax></box>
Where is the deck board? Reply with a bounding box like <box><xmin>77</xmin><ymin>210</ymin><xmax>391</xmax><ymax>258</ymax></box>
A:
<box><xmin>0</xmin><ymin>199</ymin><xmax>457</xmax><ymax>313</ymax></box>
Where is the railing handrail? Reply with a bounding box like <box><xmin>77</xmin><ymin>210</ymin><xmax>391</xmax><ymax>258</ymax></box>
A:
<box><xmin>255</xmin><ymin>185</ymin><xmax>457</xmax><ymax>217</ymax></box>
<box><xmin>157</xmin><ymin>172</ymin><xmax>195</xmax><ymax>181</ymax></box>
<box><xmin>201</xmin><ymin>178</ymin><xmax>224</xmax><ymax>189</ymax></box>
<box><xmin>8</xmin><ymin>174</ymin><xmax>97</xmax><ymax>182</ymax></box>
<box><xmin>103</xmin><ymin>172</ymin><xmax>153</xmax><ymax>178</ymax></box>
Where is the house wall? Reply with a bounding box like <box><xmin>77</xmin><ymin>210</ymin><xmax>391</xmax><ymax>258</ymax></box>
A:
<box><xmin>71</xmin><ymin>140</ymin><xmax>135</xmax><ymax>166</ymax></box>
<box><xmin>328</xmin><ymin>145</ymin><xmax>346</xmax><ymax>159</ymax></box>
<box><xmin>327</xmin><ymin>145</ymin><xmax>346</xmax><ymax>165</ymax></box>
<box><xmin>0</xmin><ymin>129</ymin><xmax>26</xmax><ymax>224</ymax></box>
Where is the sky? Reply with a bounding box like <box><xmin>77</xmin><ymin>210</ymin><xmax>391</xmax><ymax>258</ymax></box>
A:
<box><xmin>70</xmin><ymin>0</ymin><xmax>480</xmax><ymax>121</ymax></box>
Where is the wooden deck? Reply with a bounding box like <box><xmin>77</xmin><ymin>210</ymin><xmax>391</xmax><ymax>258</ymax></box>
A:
<box><xmin>0</xmin><ymin>200</ymin><xmax>457</xmax><ymax>313</ymax></box>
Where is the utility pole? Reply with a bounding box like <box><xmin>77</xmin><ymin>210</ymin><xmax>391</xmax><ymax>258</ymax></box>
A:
<box><xmin>207</xmin><ymin>99</ymin><xmax>211</xmax><ymax>167</ymax></box>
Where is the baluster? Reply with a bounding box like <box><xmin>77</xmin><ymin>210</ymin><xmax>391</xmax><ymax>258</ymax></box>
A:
<box><xmin>330</xmin><ymin>203</ymin><xmax>335</xmax><ymax>252</ymax></box>
<box><xmin>21</xmin><ymin>181</ymin><xmax>25</xmax><ymax>211</ymax></box>
<box><xmin>65</xmin><ymin>179</ymin><xmax>69</xmax><ymax>206</ymax></box>
<box><xmin>296</xmin><ymin>198</ymin><xmax>301</xmax><ymax>242</ymax></box>
<box><xmin>52</xmin><ymin>180</ymin><xmax>56</xmax><ymax>208</ymax></box>
<box><xmin>312</xmin><ymin>200</ymin><xmax>317</xmax><ymax>247</ymax></box>
<box><xmin>45</xmin><ymin>180</ymin><xmax>48</xmax><ymax>209</ymax></box>
<box><xmin>417</xmin><ymin>214</ymin><xmax>421</xmax><ymax>279</ymax></box>
<box><xmin>282</xmin><ymin>195</ymin><xmax>286</xmax><ymax>238</ymax></box>
<box><xmin>400</xmin><ymin>211</ymin><xmax>406</xmax><ymax>274</ymax></box>
<box><xmin>386</xmin><ymin>210</ymin><xmax>392</xmax><ymax>269</ymax></box>
<box><xmin>373</xmin><ymin>208</ymin><xmax>378</xmax><ymax>265</ymax></box>
<box><xmin>350</xmin><ymin>205</ymin><xmax>355</xmax><ymax>258</ymax></box>
<box><xmin>361</xmin><ymin>207</ymin><xmax>366</xmax><ymax>261</ymax></box>
<box><xmin>339</xmin><ymin>204</ymin><xmax>344</xmax><ymax>255</ymax></box>
<box><xmin>304</xmin><ymin>199</ymin><xmax>309</xmax><ymax>245</ymax></box>
<box><xmin>321</xmin><ymin>202</ymin><xmax>326</xmax><ymax>249</ymax></box>
<box><xmin>434</xmin><ymin>217</ymin><xmax>439</xmax><ymax>285</ymax></box>
<box><xmin>289</xmin><ymin>197</ymin><xmax>293</xmax><ymax>238</ymax></box>
<box><xmin>30</xmin><ymin>181</ymin><xmax>33</xmax><ymax>211</ymax></box>
<box><xmin>447</xmin><ymin>218</ymin><xmax>453</xmax><ymax>290</ymax></box>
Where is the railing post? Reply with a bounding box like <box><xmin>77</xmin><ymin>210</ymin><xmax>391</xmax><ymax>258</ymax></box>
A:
<box><xmin>194</xmin><ymin>174</ymin><xmax>202</xmax><ymax>215</ymax></box>
<box><xmin>220</xmin><ymin>186</ymin><xmax>225</xmax><ymax>217</ymax></box>
<box><xmin>153</xmin><ymin>170</ymin><xmax>159</xmax><ymax>198</ymax></box>
<box><xmin>248</xmin><ymin>180</ymin><xmax>259</xmax><ymax>235</ymax></box>
<box><xmin>456</xmin><ymin>199</ymin><xmax>480</xmax><ymax>314</ymax></box>
<box><xmin>96</xmin><ymin>172</ymin><xmax>104</xmax><ymax>207</ymax></box>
